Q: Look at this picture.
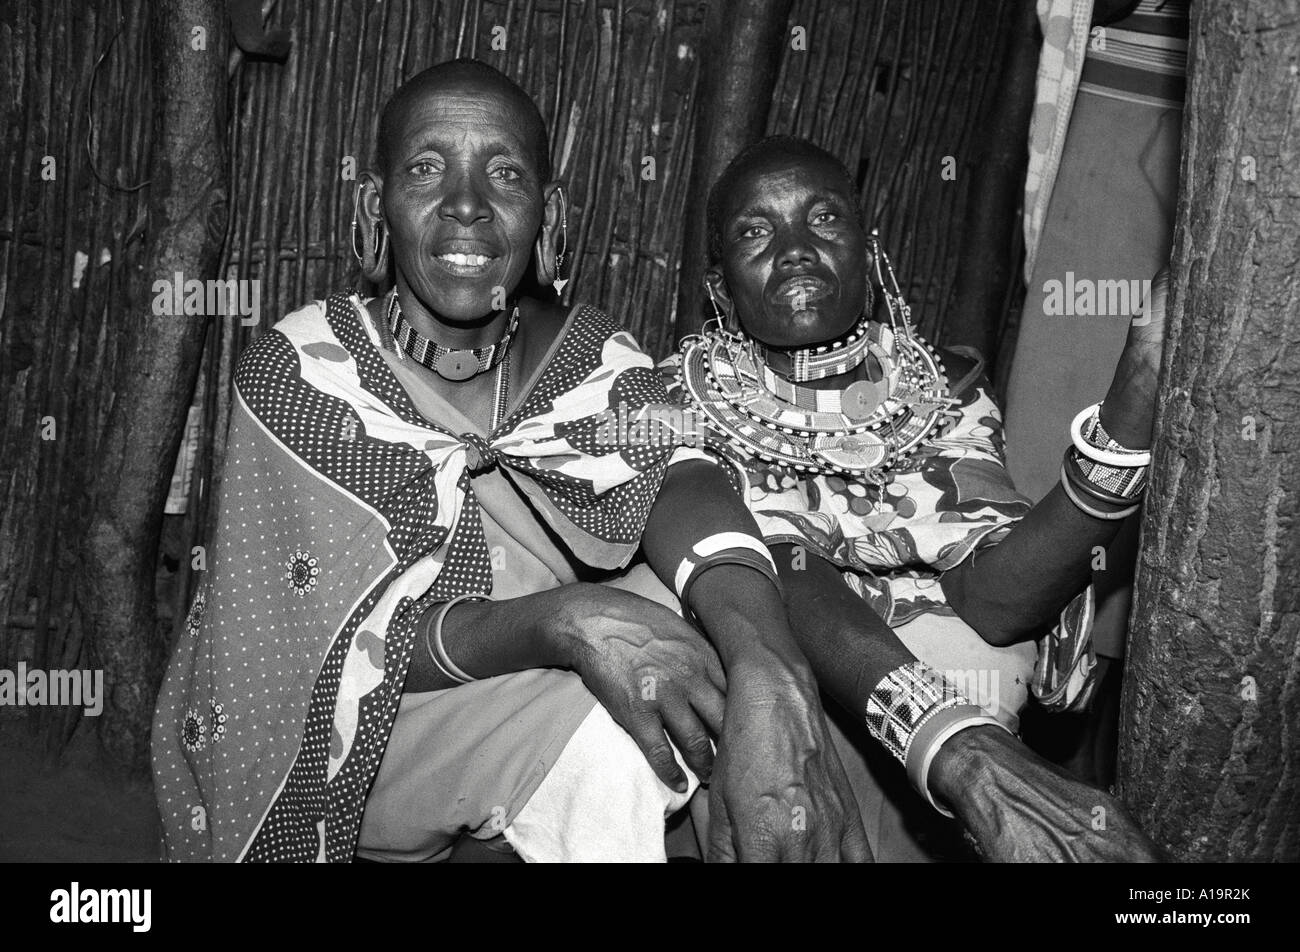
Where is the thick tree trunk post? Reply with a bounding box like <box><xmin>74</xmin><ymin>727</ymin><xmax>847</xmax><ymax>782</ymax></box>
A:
<box><xmin>945</xmin><ymin>0</ymin><xmax>1038</xmax><ymax>365</ymax></box>
<box><xmin>1117</xmin><ymin>2</ymin><xmax>1300</xmax><ymax>860</ymax></box>
<box><xmin>74</xmin><ymin>0</ymin><xmax>229</xmax><ymax>773</ymax></box>
<box><xmin>673</xmin><ymin>0</ymin><xmax>794</xmax><ymax>344</ymax></box>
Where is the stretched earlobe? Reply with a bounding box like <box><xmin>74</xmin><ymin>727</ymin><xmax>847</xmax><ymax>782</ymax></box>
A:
<box><xmin>535</xmin><ymin>186</ymin><xmax>569</xmax><ymax>294</ymax></box>
<box><xmin>351</xmin><ymin>178</ymin><xmax>384</xmax><ymax>282</ymax></box>
<box><xmin>353</xmin><ymin>181</ymin><xmax>389</xmax><ymax>285</ymax></box>
<box><xmin>704</xmin><ymin>273</ymin><xmax>740</xmax><ymax>334</ymax></box>
<box><xmin>359</xmin><ymin>217</ymin><xmax>389</xmax><ymax>284</ymax></box>
<box><xmin>534</xmin><ymin>233</ymin><xmax>556</xmax><ymax>287</ymax></box>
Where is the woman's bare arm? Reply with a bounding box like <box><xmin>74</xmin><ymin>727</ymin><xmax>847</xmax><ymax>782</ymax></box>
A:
<box><xmin>940</xmin><ymin>273</ymin><xmax>1165</xmax><ymax>645</ymax></box>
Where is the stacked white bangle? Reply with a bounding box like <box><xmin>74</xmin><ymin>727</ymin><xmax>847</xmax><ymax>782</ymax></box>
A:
<box><xmin>1070</xmin><ymin>403</ymin><xmax>1151</xmax><ymax>467</ymax></box>
<box><xmin>1061</xmin><ymin>402</ymin><xmax>1151</xmax><ymax>521</ymax></box>
<box><xmin>425</xmin><ymin>592</ymin><xmax>490</xmax><ymax>684</ymax></box>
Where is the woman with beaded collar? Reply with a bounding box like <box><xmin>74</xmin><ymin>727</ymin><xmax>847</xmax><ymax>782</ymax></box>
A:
<box><xmin>664</xmin><ymin>135</ymin><xmax>1166</xmax><ymax>861</ymax></box>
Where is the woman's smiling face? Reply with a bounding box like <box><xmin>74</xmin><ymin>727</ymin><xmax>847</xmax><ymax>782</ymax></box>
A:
<box><xmin>709</xmin><ymin>152</ymin><xmax>869</xmax><ymax>348</ymax></box>
<box><xmin>379</xmin><ymin>77</ymin><xmax>547</xmax><ymax>322</ymax></box>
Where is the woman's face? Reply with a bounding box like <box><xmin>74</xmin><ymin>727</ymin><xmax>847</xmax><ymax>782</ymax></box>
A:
<box><xmin>377</xmin><ymin>79</ymin><xmax>547</xmax><ymax>323</ymax></box>
<box><xmin>709</xmin><ymin>154</ymin><xmax>869</xmax><ymax>348</ymax></box>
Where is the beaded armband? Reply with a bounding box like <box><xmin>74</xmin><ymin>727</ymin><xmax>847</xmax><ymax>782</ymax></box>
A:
<box><xmin>864</xmin><ymin>661</ymin><xmax>967</xmax><ymax>765</ymax></box>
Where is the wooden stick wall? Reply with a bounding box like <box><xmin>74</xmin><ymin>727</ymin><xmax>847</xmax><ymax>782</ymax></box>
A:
<box><xmin>0</xmin><ymin>0</ymin><xmax>1021</xmax><ymax>756</ymax></box>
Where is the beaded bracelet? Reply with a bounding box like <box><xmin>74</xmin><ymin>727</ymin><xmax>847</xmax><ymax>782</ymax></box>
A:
<box><xmin>1070</xmin><ymin>403</ymin><xmax>1152</xmax><ymax>468</ymax></box>
<box><xmin>1073</xmin><ymin>448</ymin><xmax>1148</xmax><ymax>499</ymax></box>
<box><xmin>424</xmin><ymin>592</ymin><xmax>490</xmax><ymax>684</ymax></box>
<box><xmin>1062</xmin><ymin>449</ymin><xmax>1144</xmax><ymax>510</ymax></box>
<box><xmin>1063</xmin><ymin>451</ymin><xmax>1134</xmax><ymax>506</ymax></box>
<box><xmin>864</xmin><ymin>661</ymin><xmax>1007</xmax><ymax>816</ymax></box>
<box><xmin>1060</xmin><ymin>462</ymin><xmax>1140</xmax><ymax>520</ymax></box>
<box><xmin>1078</xmin><ymin>407</ymin><xmax>1150</xmax><ymax>495</ymax></box>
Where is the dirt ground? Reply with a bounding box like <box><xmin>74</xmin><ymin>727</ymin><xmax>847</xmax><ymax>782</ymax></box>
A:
<box><xmin>0</xmin><ymin>712</ymin><xmax>160</xmax><ymax>862</ymax></box>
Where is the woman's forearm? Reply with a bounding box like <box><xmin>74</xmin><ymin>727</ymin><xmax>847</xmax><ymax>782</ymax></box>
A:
<box><xmin>640</xmin><ymin>460</ymin><xmax>812</xmax><ymax>676</ymax></box>
<box><xmin>687</xmin><ymin>565</ymin><xmax>812</xmax><ymax>680</ymax></box>
<box><xmin>770</xmin><ymin>542</ymin><xmax>916</xmax><ymax>714</ymax></box>
<box><xmin>404</xmin><ymin>590</ymin><xmax>569</xmax><ymax>693</ymax></box>
<box><xmin>940</xmin><ymin>487</ymin><xmax>1124</xmax><ymax>645</ymax></box>
<box><xmin>942</xmin><ymin>349</ymin><xmax>1156</xmax><ymax>645</ymax></box>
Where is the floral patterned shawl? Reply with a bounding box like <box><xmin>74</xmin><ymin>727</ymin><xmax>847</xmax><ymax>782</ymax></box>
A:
<box><xmin>663</xmin><ymin>344</ymin><xmax>1096</xmax><ymax>712</ymax></box>
<box><xmin>153</xmin><ymin>291</ymin><xmax>677</xmax><ymax>862</ymax></box>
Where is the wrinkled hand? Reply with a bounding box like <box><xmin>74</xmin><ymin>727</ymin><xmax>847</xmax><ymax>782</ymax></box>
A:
<box><xmin>546</xmin><ymin>583</ymin><xmax>727</xmax><ymax>792</ymax></box>
<box><xmin>1128</xmin><ymin>266</ymin><xmax>1170</xmax><ymax>353</ymax></box>
<box><xmin>934</xmin><ymin>726</ymin><xmax>1163</xmax><ymax>862</ymax></box>
<box><xmin>706</xmin><ymin>670</ymin><xmax>872</xmax><ymax>863</ymax></box>
<box><xmin>1102</xmin><ymin>265</ymin><xmax>1170</xmax><ymax>448</ymax></box>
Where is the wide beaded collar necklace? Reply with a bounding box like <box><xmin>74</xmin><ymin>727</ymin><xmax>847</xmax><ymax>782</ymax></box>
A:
<box><xmin>386</xmin><ymin>289</ymin><xmax>519</xmax><ymax>382</ymax></box>
<box><xmin>676</xmin><ymin>239</ymin><xmax>955</xmax><ymax>479</ymax></box>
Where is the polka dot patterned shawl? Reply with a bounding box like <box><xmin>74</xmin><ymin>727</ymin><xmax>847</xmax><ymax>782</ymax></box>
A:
<box><xmin>153</xmin><ymin>291</ymin><xmax>678</xmax><ymax>862</ymax></box>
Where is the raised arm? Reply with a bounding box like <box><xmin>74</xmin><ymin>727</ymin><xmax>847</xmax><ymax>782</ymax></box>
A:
<box><xmin>941</xmin><ymin>270</ymin><xmax>1166</xmax><ymax>645</ymax></box>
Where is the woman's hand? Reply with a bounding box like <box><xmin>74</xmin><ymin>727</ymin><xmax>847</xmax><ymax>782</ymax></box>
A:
<box><xmin>1099</xmin><ymin>266</ymin><xmax>1170</xmax><ymax>449</ymax></box>
<box><xmin>542</xmin><ymin>582</ymin><xmax>728</xmax><ymax>792</ymax></box>
<box><xmin>929</xmin><ymin>726</ymin><xmax>1164</xmax><ymax>862</ymax></box>
<box><xmin>706</xmin><ymin>664</ymin><xmax>874</xmax><ymax>863</ymax></box>
<box><xmin>1127</xmin><ymin>266</ymin><xmax>1170</xmax><ymax>354</ymax></box>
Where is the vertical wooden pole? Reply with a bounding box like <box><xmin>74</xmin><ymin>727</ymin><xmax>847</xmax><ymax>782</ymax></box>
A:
<box><xmin>75</xmin><ymin>0</ymin><xmax>229</xmax><ymax>773</ymax></box>
<box><xmin>1117</xmin><ymin>0</ymin><xmax>1300</xmax><ymax>860</ymax></box>
<box><xmin>945</xmin><ymin>0</ymin><xmax>1038</xmax><ymax>365</ymax></box>
<box><xmin>673</xmin><ymin>0</ymin><xmax>794</xmax><ymax>343</ymax></box>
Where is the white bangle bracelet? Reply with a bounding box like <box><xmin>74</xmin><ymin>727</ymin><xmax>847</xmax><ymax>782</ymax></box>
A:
<box><xmin>917</xmin><ymin>715</ymin><xmax>1010</xmax><ymax>818</ymax></box>
<box><xmin>673</xmin><ymin>531</ymin><xmax>776</xmax><ymax>601</ymax></box>
<box><xmin>427</xmin><ymin>593</ymin><xmax>490</xmax><ymax>684</ymax></box>
<box><xmin>1070</xmin><ymin>403</ymin><xmax>1152</xmax><ymax>468</ymax></box>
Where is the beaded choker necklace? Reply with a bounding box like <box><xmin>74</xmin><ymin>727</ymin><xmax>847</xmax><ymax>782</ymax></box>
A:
<box><xmin>387</xmin><ymin>290</ymin><xmax>519</xmax><ymax>382</ymax></box>
<box><xmin>753</xmin><ymin>300</ymin><xmax>874</xmax><ymax>382</ymax></box>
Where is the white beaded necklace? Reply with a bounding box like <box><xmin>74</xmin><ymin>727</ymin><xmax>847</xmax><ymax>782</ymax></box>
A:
<box><xmin>677</xmin><ymin>237</ymin><xmax>954</xmax><ymax>478</ymax></box>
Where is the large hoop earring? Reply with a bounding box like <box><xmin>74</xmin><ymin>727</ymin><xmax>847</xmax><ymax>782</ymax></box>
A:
<box><xmin>553</xmin><ymin>187</ymin><xmax>571</xmax><ymax>293</ymax></box>
<box><xmin>554</xmin><ymin>186</ymin><xmax>568</xmax><ymax>278</ymax></box>
<box><xmin>350</xmin><ymin>186</ymin><xmax>366</xmax><ymax>264</ymax></box>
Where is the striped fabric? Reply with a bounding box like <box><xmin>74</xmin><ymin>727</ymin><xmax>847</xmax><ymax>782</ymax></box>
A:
<box><xmin>1079</xmin><ymin>0</ymin><xmax>1189</xmax><ymax>107</ymax></box>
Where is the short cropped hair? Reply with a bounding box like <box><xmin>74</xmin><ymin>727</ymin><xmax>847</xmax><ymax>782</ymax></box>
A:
<box><xmin>375</xmin><ymin>58</ymin><xmax>552</xmax><ymax>182</ymax></box>
<box><xmin>705</xmin><ymin>135</ymin><xmax>861</xmax><ymax>262</ymax></box>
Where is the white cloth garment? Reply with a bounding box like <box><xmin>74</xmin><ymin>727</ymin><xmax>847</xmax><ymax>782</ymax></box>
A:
<box><xmin>505</xmin><ymin>702</ymin><xmax>700</xmax><ymax>862</ymax></box>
